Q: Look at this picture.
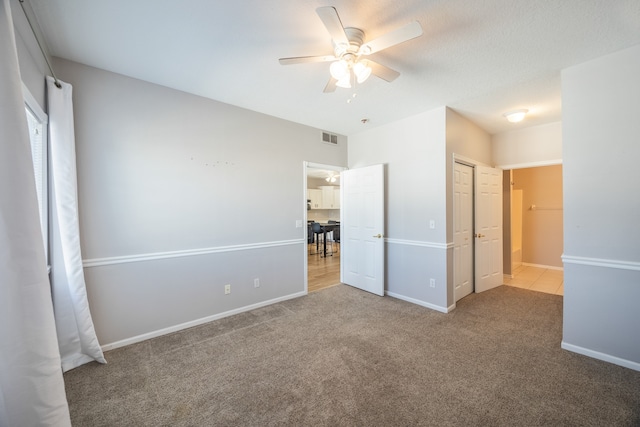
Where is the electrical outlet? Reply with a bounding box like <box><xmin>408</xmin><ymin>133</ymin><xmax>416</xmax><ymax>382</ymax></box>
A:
<box><xmin>225</xmin><ymin>284</ymin><xmax>231</xmax><ymax>295</ymax></box>
<box><xmin>295</xmin><ymin>220</ymin><xmax>303</xmax><ymax>228</ymax></box>
<box><xmin>430</xmin><ymin>278</ymin><xmax>436</xmax><ymax>288</ymax></box>
<box><xmin>254</xmin><ymin>278</ymin><xmax>260</xmax><ymax>288</ymax></box>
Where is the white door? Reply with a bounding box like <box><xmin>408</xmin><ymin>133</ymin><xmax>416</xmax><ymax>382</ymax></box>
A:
<box><xmin>474</xmin><ymin>165</ymin><xmax>503</xmax><ymax>293</ymax></box>
<box><xmin>453</xmin><ymin>162</ymin><xmax>473</xmax><ymax>301</ymax></box>
<box><xmin>340</xmin><ymin>164</ymin><xmax>385</xmax><ymax>296</ymax></box>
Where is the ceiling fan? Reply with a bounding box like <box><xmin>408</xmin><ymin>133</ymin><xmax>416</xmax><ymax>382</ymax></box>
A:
<box><xmin>279</xmin><ymin>6</ymin><xmax>423</xmax><ymax>93</ymax></box>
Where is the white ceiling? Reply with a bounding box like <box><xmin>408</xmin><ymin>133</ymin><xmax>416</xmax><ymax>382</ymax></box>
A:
<box><xmin>307</xmin><ymin>168</ymin><xmax>341</xmax><ymax>182</ymax></box>
<box><xmin>29</xmin><ymin>0</ymin><xmax>640</xmax><ymax>136</ymax></box>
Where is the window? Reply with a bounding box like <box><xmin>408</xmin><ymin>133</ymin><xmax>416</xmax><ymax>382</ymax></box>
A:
<box><xmin>23</xmin><ymin>84</ymin><xmax>49</xmax><ymax>262</ymax></box>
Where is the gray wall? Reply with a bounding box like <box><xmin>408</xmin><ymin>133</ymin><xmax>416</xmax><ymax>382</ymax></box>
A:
<box><xmin>445</xmin><ymin>108</ymin><xmax>493</xmax><ymax>306</ymax></box>
<box><xmin>348</xmin><ymin>107</ymin><xmax>492</xmax><ymax>312</ymax></box>
<box><xmin>491</xmin><ymin>121</ymin><xmax>562</xmax><ymax>169</ymax></box>
<box><xmin>53</xmin><ymin>58</ymin><xmax>347</xmax><ymax>347</ymax></box>
<box><xmin>349</xmin><ymin>108</ymin><xmax>448</xmax><ymax>311</ymax></box>
<box><xmin>561</xmin><ymin>43</ymin><xmax>640</xmax><ymax>369</ymax></box>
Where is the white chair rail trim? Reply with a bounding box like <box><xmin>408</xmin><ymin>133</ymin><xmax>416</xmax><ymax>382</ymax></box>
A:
<box><xmin>83</xmin><ymin>239</ymin><xmax>305</xmax><ymax>268</ymax></box>
<box><xmin>562</xmin><ymin>254</ymin><xmax>640</xmax><ymax>271</ymax></box>
<box><xmin>385</xmin><ymin>238</ymin><xmax>452</xmax><ymax>250</ymax></box>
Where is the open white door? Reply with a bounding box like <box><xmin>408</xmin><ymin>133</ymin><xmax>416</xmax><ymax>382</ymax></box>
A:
<box><xmin>340</xmin><ymin>164</ymin><xmax>385</xmax><ymax>296</ymax></box>
<box><xmin>453</xmin><ymin>162</ymin><xmax>474</xmax><ymax>301</ymax></box>
<box><xmin>474</xmin><ymin>165</ymin><xmax>503</xmax><ymax>293</ymax></box>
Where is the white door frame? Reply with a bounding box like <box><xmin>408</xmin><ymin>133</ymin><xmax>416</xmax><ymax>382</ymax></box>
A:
<box><xmin>303</xmin><ymin>161</ymin><xmax>346</xmax><ymax>293</ymax></box>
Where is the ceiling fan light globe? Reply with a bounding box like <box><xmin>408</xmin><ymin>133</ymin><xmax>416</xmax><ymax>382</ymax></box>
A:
<box><xmin>354</xmin><ymin>62</ymin><xmax>372</xmax><ymax>83</ymax></box>
<box><xmin>336</xmin><ymin>74</ymin><xmax>352</xmax><ymax>88</ymax></box>
<box><xmin>330</xmin><ymin>60</ymin><xmax>349</xmax><ymax>80</ymax></box>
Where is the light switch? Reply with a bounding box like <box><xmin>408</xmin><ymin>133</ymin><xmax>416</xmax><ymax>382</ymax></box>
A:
<box><xmin>296</xmin><ymin>220</ymin><xmax>303</xmax><ymax>228</ymax></box>
<box><xmin>429</xmin><ymin>220</ymin><xmax>435</xmax><ymax>229</ymax></box>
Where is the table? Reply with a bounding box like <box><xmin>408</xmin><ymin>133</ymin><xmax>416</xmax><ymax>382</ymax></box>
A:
<box><xmin>315</xmin><ymin>223</ymin><xmax>336</xmax><ymax>257</ymax></box>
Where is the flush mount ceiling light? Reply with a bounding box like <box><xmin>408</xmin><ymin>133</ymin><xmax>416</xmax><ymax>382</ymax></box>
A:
<box><xmin>503</xmin><ymin>109</ymin><xmax>529</xmax><ymax>123</ymax></box>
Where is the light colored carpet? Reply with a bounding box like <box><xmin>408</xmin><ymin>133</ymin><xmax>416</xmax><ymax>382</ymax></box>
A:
<box><xmin>64</xmin><ymin>285</ymin><xmax>640</xmax><ymax>426</ymax></box>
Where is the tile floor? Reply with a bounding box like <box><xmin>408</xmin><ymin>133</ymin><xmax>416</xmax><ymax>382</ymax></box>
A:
<box><xmin>504</xmin><ymin>265</ymin><xmax>564</xmax><ymax>296</ymax></box>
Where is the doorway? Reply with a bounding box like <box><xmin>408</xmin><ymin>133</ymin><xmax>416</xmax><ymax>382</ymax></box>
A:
<box><xmin>503</xmin><ymin>164</ymin><xmax>564</xmax><ymax>295</ymax></box>
<box><xmin>305</xmin><ymin>162</ymin><xmax>344</xmax><ymax>293</ymax></box>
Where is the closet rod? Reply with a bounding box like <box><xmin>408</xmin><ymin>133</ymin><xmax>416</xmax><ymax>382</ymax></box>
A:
<box><xmin>18</xmin><ymin>0</ymin><xmax>61</xmax><ymax>88</ymax></box>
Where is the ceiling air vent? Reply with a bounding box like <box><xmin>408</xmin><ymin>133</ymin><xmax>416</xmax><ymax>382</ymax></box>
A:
<box><xmin>322</xmin><ymin>132</ymin><xmax>338</xmax><ymax>145</ymax></box>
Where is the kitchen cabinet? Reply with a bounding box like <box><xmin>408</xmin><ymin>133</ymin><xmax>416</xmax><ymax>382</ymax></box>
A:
<box><xmin>308</xmin><ymin>187</ymin><xmax>340</xmax><ymax>210</ymax></box>
<box><xmin>307</xmin><ymin>189</ymin><xmax>323</xmax><ymax>209</ymax></box>
<box><xmin>320</xmin><ymin>186</ymin><xmax>340</xmax><ymax>209</ymax></box>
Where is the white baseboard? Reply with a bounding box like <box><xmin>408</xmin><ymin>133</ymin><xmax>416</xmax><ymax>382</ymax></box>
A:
<box><xmin>101</xmin><ymin>290</ymin><xmax>307</xmax><ymax>351</ymax></box>
<box><xmin>385</xmin><ymin>291</ymin><xmax>450</xmax><ymax>313</ymax></box>
<box><xmin>561</xmin><ymin>341</ymin><xmax>640</xmax><ymax>372</ymax></box>
<box><xmin>522</xmin><ymin>262</ymin><xmax>564</xmax><ymax>271</ymax></box>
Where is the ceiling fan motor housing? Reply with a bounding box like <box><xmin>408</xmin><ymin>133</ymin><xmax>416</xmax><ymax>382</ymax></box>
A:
<box><xmin>334</xmin><ymin>27</ymin><xmax>366</xmax><ymax>61</ymax></box>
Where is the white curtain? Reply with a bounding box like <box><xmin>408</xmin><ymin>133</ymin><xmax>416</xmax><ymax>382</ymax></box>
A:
<box><xmin>47</xmin><ymin>77</ymin><xmax>107</xmax><ymax>371</ymax></box>
<box><xmin>0</xmin><ymin>0</ymin><xmax>71</xmax><ymax>425</ymax></box>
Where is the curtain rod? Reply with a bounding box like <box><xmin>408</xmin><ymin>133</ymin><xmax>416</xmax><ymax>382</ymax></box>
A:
<box><xmin>18</xmin><ymin>0</ymin><xmax>61</xmax><ymax>88</ymax></box>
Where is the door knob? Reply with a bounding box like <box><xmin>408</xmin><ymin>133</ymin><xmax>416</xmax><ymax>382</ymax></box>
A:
<box><xmin>373</xmin><ymin>234</ymin><xmax>383</xmax><ymax>238</ymax></box>
<box><xmin>475</xmin><ymin>233</ymin><xmax>485</xmax><ymax>238</ymax></box>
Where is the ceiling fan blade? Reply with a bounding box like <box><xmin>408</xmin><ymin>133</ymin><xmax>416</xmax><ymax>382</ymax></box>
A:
<box><xmin>316</xmin><ymin>6</ymin><xmax>349</xmax><ymax>45</ymax></box>
<box><xmin>323</xmin><ymin>77</ymin><xmax>337</xmax><ymax>93</ymax></box>
<box><xmin>361</xmin><ymin>21</ymin><xmax>423</xmax><ymax>55</ymax></box>
<box><xmin>368</xmin><ymin>60</ymin><xmax>400</xmax><ymax>82</ymax></box>
<box><xmin>279</xmin><ymin>55</ymin><xmax>336</xmax><ymax>65</ymax></box>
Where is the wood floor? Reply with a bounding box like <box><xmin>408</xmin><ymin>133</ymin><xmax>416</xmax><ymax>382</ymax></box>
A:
<box><xmin>307</xmin><ymin>243</ymin><xmax>340</xmax><ymax>292</ymax></box>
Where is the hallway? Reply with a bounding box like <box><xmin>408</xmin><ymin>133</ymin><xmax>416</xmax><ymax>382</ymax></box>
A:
<box><xmin>504</xmin><ymin>265</ymin><xmax>564</xmax><ymax>296</ymax></box>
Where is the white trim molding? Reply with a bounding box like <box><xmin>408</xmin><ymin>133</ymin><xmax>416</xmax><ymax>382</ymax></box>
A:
<box><xmin>101</xmin><ymin>290</ymin><xmax>307</xmax><ymax>351</ymax></box>
<box><xmin>84</xmin><ymin>239</ymin><xmax>305</xmax><ymax>268</ymax></box>
<box><xmin>495</xmin><ymin>159</ymin><xmax>563</xmax><ymax>170</ymax></box>
<box><xmin>453</xmin><ymin>153</ymin><xmax>490</xmax><ymax>168</ymax></box>
<box><xmin>306</xmin><ymin>161</ymin><xmax>347</xmax><ymax>172</ymax></box>
<box><xmin>385</xmin><ymin>238</ymin><xmax>451</xmax><ymax>250</ymax></box>
<box><xmin>562</xmin><ymin>255</ymin><xmax>640</xmax><ymax>271</ymax></box>
<box><xmin>561</xmin><ymin>342</ymin><xmax>640</xmax><ymax>372</ymax></box>
<box><xmin>386</xmin><ymin>291</ymin><xmax>451</xmax><ymax>313</ymax></box>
